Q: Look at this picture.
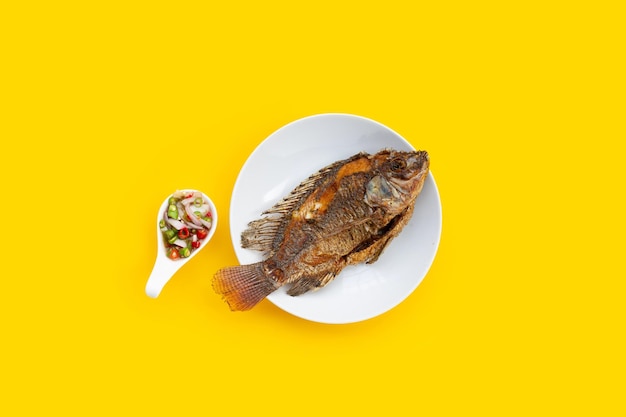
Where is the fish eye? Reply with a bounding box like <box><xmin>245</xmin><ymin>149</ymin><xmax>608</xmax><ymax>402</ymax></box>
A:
<box><xmin>390</xmin><ymin>158</ymin><xmax>406</xmax><ymax>172</ymax></box>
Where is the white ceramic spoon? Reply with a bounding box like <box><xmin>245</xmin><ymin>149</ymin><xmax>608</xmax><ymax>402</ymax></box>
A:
<box><xmin>146</xmin><ymin>189</ymin><xmax>218</xmax><ymax>298</ymax></box>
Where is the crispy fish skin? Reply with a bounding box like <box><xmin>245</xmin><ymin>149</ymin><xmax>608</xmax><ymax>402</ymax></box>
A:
<box><xmin>213</xmin><ymin>149</ymin><xmax>429</xmax><ymax>311</ymax></box>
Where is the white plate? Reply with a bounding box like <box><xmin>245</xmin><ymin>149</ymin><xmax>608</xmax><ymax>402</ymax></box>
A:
<box><xmin>229</xmin><ymin>113</ymin><xmax>442</xmax><ymax>324</ymax></box>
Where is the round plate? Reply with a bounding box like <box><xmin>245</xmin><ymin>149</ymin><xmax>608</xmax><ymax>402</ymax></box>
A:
<box><xmin>229</xmin><ymin>114</ymin><xmax>442</xmax><ymax>324</ymax></box>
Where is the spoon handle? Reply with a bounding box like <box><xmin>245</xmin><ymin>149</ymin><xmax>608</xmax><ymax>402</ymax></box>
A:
<box><xmin>145</xmin><ymin>258</ymin><xmax>181</xmax><ymax>298</ymax></box>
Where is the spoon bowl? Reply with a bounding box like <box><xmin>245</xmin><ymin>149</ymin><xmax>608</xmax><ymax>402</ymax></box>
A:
<box><xmin>146</xmin><ymin>189</ymin><xmax>218</xmax><ymax>298</ymax></box>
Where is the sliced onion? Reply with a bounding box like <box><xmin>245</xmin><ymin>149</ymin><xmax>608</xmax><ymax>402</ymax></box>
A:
<box><xmin>199</xmin><ymin>218</ymin><xmax>212</xmax><ymax>229</ymax></box>
<box><xmin>196</xmin><ymin>204</ymin><xmax>210</xmax><ymax>215</ymax></box>
<box><xmin>173</xmin><ymin>239</ymin><xmax>187</xmax><ymax>248</ymax></box>
<box><xmin>177</xmin><ymin>201</ymin><xmax>186</xmax><ymax>216</ymax></box>
<box><xmin>166</xmin><ymin>218</ymin><xmax>186</xmax><ymax>230</ymax></box>
<box><xmin>183</xmin><ymin>220</ymin><xmax>203</xmax><ymax>230</ymax></box>
<box><xmin>184</xmin><ymin>204</ymin><xmax>203</xmax><ymax>226</ymax></box>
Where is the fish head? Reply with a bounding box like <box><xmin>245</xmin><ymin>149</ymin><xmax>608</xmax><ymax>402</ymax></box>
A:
<box><xmin>366</xmin><ymin>150</ymin><xmax>430</xmax><ymax>213</ymax></box>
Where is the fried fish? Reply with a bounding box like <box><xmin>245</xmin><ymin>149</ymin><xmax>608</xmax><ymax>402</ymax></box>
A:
<box><xmin>213</xmin><ymin>149</ymin><xmax>430</xmax><ymax>311</ymax></box>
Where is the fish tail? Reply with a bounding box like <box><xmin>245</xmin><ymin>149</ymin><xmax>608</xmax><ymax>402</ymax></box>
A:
<box><xmin>212</xmin><ymin>262</ymin><xmax>278</xmax><ymax>311</ymax></box>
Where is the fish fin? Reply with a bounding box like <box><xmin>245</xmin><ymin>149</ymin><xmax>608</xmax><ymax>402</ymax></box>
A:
<box><xmin>287</xmin><ymin>272</ymin><xmax>337</xmax><ymax>296</ymax></box>
<box><xmin>263</xmin><ymin>153</ymin><xmax>367</xmax><ymax>216</ymax></box>
<box><xmin>241</xmin><ymin>217</ymin><xmax>281</xmax><ymax>252</ymax></box>
<box><xmin>212</xmin><ymin>262</ymin><xmax>278</xmax><ymax>311</ymax></box>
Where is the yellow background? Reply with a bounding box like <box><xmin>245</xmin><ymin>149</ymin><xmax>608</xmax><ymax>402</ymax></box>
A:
<box><xmin>1</xmin><ymin>1</ymin><xmax>624</xmax><ymax>415</ymax></box>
